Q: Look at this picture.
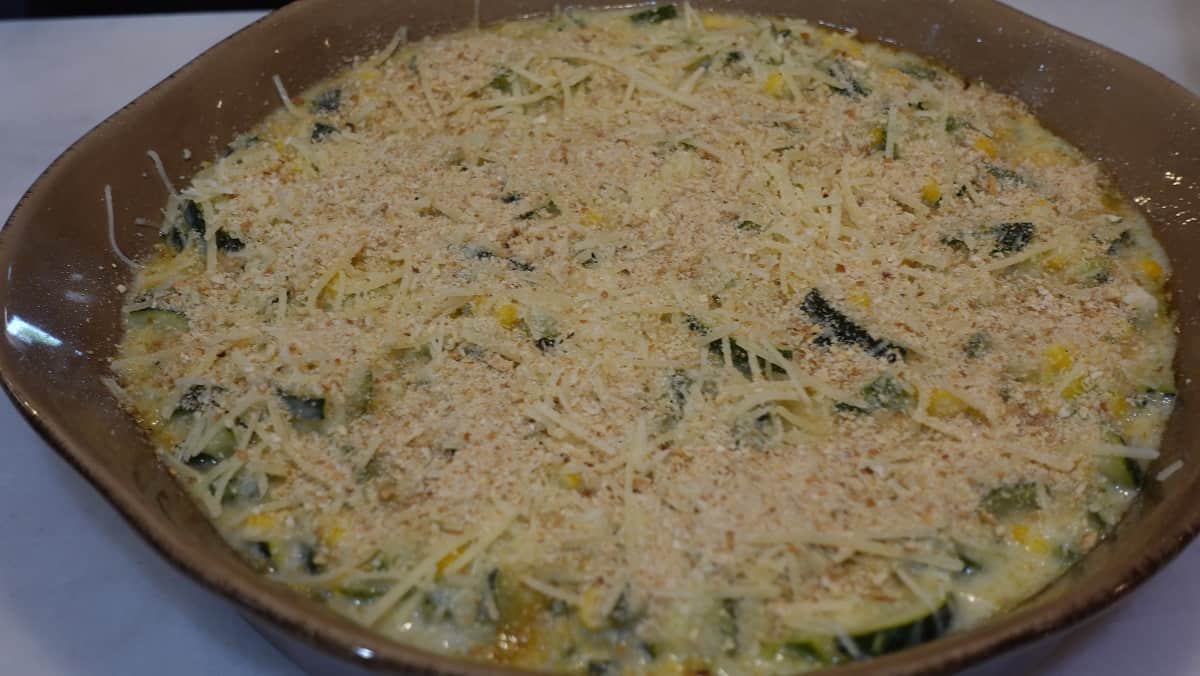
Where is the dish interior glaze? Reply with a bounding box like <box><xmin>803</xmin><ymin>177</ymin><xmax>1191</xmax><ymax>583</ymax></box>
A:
<box><xmin>110</xmin><ymin>6</ymin><xmax>1176</xmax><ymax>674</ymax></box>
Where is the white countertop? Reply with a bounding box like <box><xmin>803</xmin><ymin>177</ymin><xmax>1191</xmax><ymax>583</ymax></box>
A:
<box><xmin>0</xmin><ymin>4</ymin><xmax>1196</xmax><ymax>676</ymax></box>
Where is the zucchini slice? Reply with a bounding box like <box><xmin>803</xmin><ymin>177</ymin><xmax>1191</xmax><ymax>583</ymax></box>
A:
<box><xmin>1098</xmin><ymin>455</ymin><xmax>1144</xmax><ymax>490</ymax></box>
<box><xmin>767</xmin><ymin>600</ymin><xmax>954</xmax><ymax>665</ymax></box>
<box><xmin>846</xmin><ymin>602</ymin><xmax>953</xmax><ymax>657</ymax></box>
<box><xmin>980</xmin><ymin>481</ymin><xmax>1039</xmax><ymax>518</ymax></box>
<box><xmin>127</xmin><ymin>308</ymin><xmax>188</xmax><ymax>332</ymax></box>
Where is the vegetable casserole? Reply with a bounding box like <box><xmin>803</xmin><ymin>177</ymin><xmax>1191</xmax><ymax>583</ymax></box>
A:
<box><xmin>111</xmin><ymin>6</ymin><xmax>1176</xmax><ymax>674</ymax></box>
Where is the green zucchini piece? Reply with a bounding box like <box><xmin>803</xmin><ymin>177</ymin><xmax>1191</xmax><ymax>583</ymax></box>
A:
<box><xmin>802</xmin><ymin>289</ymin><xmax>905</xmax><ymax>362</ymax></box>
<box><xmin>312</xmin><ymin>87</ymin><xmax>341</xmax><ymax>113</ymax></box>
<box><xmin>629</xmin><ymin>4</ymin><xmax>677</xmax><ymax>23</ymax></box>
<box><xmin>980</xmin><ymin>481</ymin><xmax>1039</xmax><ymax>518</ymax></box>
<box><xmin>346</xmin><ymin>369</ymin><xmax>373</xmax><ymax>418</ymax></box>
<box><xmin>718</xmin><ymin>598</ymin><xmax>739</xmax><ymax>656</ymax></box>
<box><xmin>844</xmin><ymin>602</ymin><xmax>953</xmax><ymax>658</ymax></box>
<box><xmin>834</xmin><ymin>401</ymin><xmax>871</xmax><ymax>415</ymax></box>
<box><xmin>1098</xmin><ymin>455</ymin><xmax>1144</xmax><ymax>490</ymax></box>
<box><xmin>183</xmin><ymin>426</ymin><xmax>237</xmax><ymax>470</ymax></box>
<box><xmin>732</xmin><ymin>408</ymin><xmax>776</xmax><ymax>451</ymax></box>
<box><xmin>245</xmin><ymin>540</ymin><xmax>276</xmax><ymax>572</ymax></box>
<box><xmin>174</xmin><ymin>384</ymin><xmax>213</xmax><ymax>414</ymax></box>
<box><xmin>761</xmin><ymin>637</ymin><xmax>842</xmax><ymax>665</ymax></box>
<box><xmin>963</xmin><ymin>332</ymin><xmax>992</xmax><ymax>359</ymax></box>
<box><xmin>127</xmin><ymin>308</ymin><xmax>189</xmax><ymax>331</ymax></box>
<box><xmin>517</xmin><ymin>200</ymin><xmax>560</xmax><ymax>220</ymax></box>
<box><xmin>985</xmin><ymin>164</ymin><xmax>1024</xmax><ymax>185</ymax></box>
<box><xmin>824</xmin><ymin>58</ymin><xmax>871</xmax><ymax>98</ymax></box>
<box><xmin>279</xmin><ymin>390</ymin><xmax>326</xmax><ymax>433</ymax></box>
<box><xmin>1106</xmin><ymin>230</ymin><xmax>1133</xmax><ymax>256</ymax></box>
<box><xmin>311</xmin><ymin>122</ymin><xmax>338</xmax><ymax>142</ymax></box>
<box><xmin>861</xmin><ymin>374</ymin><xmax>913</xmax><ymax>411</ymax></box>
<box><xmin>489</xmin><ymin>68</ymin><xmax>514</xmax><ymax>94</ymax></box>
<box><xmin>899</xmin><ymin>63</ymin><xmax>939</xmax><ymax>81</ymax></box>
<box><xmin>183</xmin><ymin>200</ymin><xmax>206</xmax><ymax>235</ymax></box>
<box><xmin>222</xmin><ymin>467</ymin><xmax>263</xmax><ymax>507</ymax></box>
<box><xmin>706</xmin><ymin>336</ymin><xmax>789</xmax><ymax>379</ymax></box>
<box><xmin>216</xmin><ymin>229</ymin><xmax>245</xmax><ymax>252</ymax></box>
<box><xmin>279</xmin><ymin>391</ymin><xmax>326</xmax><ymax>421</ymax></box>
<box><xmin>336</xmin><ymin>579</ymin><xmax>391</xmax><ymax>604</ymax></box>
<box><xmin>666</xmin><ymin>370</ymin><xmax>692</xmax><ymax>416</ymax></box>
<box><xmin>607</xmin><ymin>590</ymin><xmax>640</xmax><ymax>628</ymax></box>
<box><xmin>944</xmin><ymin>116</ymin><xmax>972</xmax><ymax>133</ymax></box>
<box><xmin>683</xmin><ymin>314</ymin><xmax>709</xmax><ymax>335</ymax></box>
<box><xmin>586</xmin><ymin>661</ymin><xmax>620</xmax><ymax>676</ymax></box>
<box><xmin>991</xmin><ymin>222</ymin><xmax>1034</xmax><ymax>256</ymax></box>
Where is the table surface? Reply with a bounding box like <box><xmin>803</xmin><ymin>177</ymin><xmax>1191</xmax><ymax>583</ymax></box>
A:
<box><xmin>1</xmin><ymin>4</ymin><xmax>1197</xmax><ymax>675</ymax></box>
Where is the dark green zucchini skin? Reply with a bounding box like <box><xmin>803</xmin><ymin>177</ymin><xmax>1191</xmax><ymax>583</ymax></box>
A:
<box><xmin>1098</xmin><ymin>455</ymin><xmax>1144</xmax><ymax>490</ymax></box>
<box><xmin>845</xmin><ymin>602</ymin><xmax>954</xmax><ymax>658</ymax></box>
<box><xmin>767</xmin><ymin>602</ymin><xmax>955</xmax><ymax>666</ymax></box>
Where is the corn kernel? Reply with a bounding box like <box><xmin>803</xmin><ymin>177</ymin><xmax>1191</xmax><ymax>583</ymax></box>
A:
<box><xmin>1138</xmin><ymin>257</ymin><xmax>1164</xmax><ymax>284</ymax></box>
<box><xmin>436</xmin><ymin>543</ymin><xmax>469</xmax><ymax>577</ymax></box>
<box><xmin>1040</xmin><ymin>253</ymin><xmax>1068</xmax><ymax>272</ymax></box>
<box><xmin>322</xmin><ymin>526</ymin><xmax>346</xmax><ymax>547</ymax></box>
<box><xmin>1060</xmin><ymin>374</ymin><xmax>1087</xmax><ymax>400</ymax></box>
<box><xmin>846</xmin><ymin>290</ymin><xmax>871</xmax><ymax>309</ymax></box>
<box><xmin>763</xmin><ymin>72</ymin><xmax>786</xmax><ymax>98</ymax></box>
<box><xmin>973</xmin><ymin>135</ymin><xmax>997</xmax><ymax>158</ymax></box>
<box><xmin>1010</xmin><ymin>524</ymin><xmax>1051</xmax><ymax>555</ymax></box>
<box><xmin>243</xmin><ymin>512</ymin><xmax>278</xmax><ymax>531</ymax></box>
<box><xmin>579</xmin><ymin>208</ymin><xmax>604</xmax><ymax>228</ymax></box>
<box><xmin>578</xmin><ymin>586</ymin><xmax>608</xmax><ymax>630</ymax></box>
<box><xmin>701</xmin><ymin>14</ymin><xmax>735</xmax><ymax>30</ymax></box>
<box><xmin>927</xmin><ymin>389</ymin><xmax>968</xmax><ymax>418</ymax></box>
<box><xmin>1043</xmin><ymin>345</ymin><xmax>1072</xmax><ymax>374</ymax></box>
<box><xmin>561</xmin><ymin>472</ymin><xmax>583</xmax><ymax>490</ymax></box>
<box><xmin>920</xmin><ymin>177</ymin><xmax>941</xmax><ymax>207</ymax></box>
<box><xmin>869</xmin><ymin>126</ymin><xmax>886</xmax><ymax>151</ymax></box>
<box><xmin>494</xmin><ymin>303</ymin><xmax>521</xmax><ymax>329</ymax></box>
<box><xmin>1108</xmin><ymin>392</ymin><xmax>1130</xmax><ymax>419</ymax></box>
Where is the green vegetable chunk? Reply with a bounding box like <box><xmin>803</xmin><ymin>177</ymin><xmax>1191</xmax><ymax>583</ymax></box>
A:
<box><xmin>517</xmin><ymin>200</ymin><xmax>561</xmax><ymax>220</ymax></box>
<box><xmin>1106</xmin><ymin>230</ymin><xmax>1133</xmax><ymax>256</ymax></box>
<box><xmin>801</xmin><ymin>289</ymin><xmax>905</xmax><ymax>362</ymax></box>
<box><xmin>981</xmin><ymin>481</ymin><xmax>1039</xmax><ymax>518</ymax></box>
<box><xmin>312</xmin><ymin>88</ymin><xmax>341</xmax><ymax>113</ymax></box>
<box><xmin>489</xmin><ymin>68</ymin><xmax>514</xmax><ymax>94</ymax></box>
<box><xmin>825</xmin><ymin>58</ymin><xmax>871</xmax><ymax>98</ymax></box>
<box><xmin>964</xmin><ymin>332</ymin><xmax>992</xmax><ymax>358</ymax></box>
<box><xmin>707</xmin><ymin>337</ymin><xmax>789</xmax><ymax>379</ymax></box>
<box><xmin>311</xmin><ymin>122</ymin><xmax>338</xmax><ymax>142</ymax></box>
<box><xmin>629</xmin><ymin>4</ymin><xmax>677</xmax><ymax>23</ymax></box>
<box><xmin>336</xmin><ymin>579</ymin><xmax>391</xmax><ymax>604</ymax></box>
<box><xmin>991</xmin><ymin>222</ymin><xmax>1034</xmax><ymax>256</ymax></box>
<box><xmin>718</xmin><ymin>598</ymin><xmax>739</xmax><ymax>656</ymax></box>
<box><xmin>899</xmin><ymin>63</ymin><xmax>939</xmax><ymax>80</ymax></box>
<box><xmin>346</xmin><ymin>369</ymin><xmax>374</xmax><ymax>418</ymax></box>
<box><xmin>944</xmin><ymin>116</ymin><xmax>971</xmax><ymax>133</ymax></box>
<box><xmin>127</xmin><ymin>308</ymin><xmax>189</xmax><ymax>332</ymax></box>
<box><xmin>216</xmin><ymin>229</ymin><xmax>245</xmax><ymax>252</ymax></box>
<box><xmin>845</xmin><ymin>603</ymin><xmax>954</xmax><ymax>658</ymax></box>
<box><xmin>985</xmin><ymin>164</ymin><xmax>1024</xmax><ymax>185</ymax></box>
<box><xmin>1098</xmin><ymin>455</ymin><xmax>1144</xmax><ymax>490</ymax></box>
<box><xmin>860</xmin><ymin>374</ymin><xmax>913</xmax><ymax>411</ymax></box>
<box><xmin>279</xmin><ymin>391</ymin><xmax>326</xmax><ymax>426</ymax></box>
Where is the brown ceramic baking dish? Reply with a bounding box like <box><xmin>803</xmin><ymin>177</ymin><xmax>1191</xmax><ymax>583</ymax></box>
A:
<box><xmin>1</xmin><ymin>0</ymin><xmax>1197</xmax><ymax>674</ymax></box>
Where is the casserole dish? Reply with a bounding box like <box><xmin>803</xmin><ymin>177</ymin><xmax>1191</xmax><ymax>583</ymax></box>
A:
<box><xmin>1</xmin><ymin>1</ymin><xmax>1197</xmax><ymax>674</ymax></box>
